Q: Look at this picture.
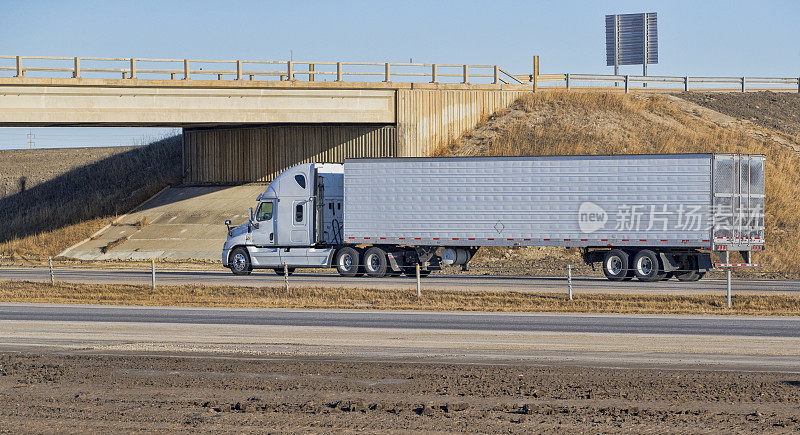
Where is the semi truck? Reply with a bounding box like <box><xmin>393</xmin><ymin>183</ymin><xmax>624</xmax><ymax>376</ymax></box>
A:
<box><xmin>222</xmin><ymin>154</ymin><xmax>765</xmax><ymax>282</ymax></box>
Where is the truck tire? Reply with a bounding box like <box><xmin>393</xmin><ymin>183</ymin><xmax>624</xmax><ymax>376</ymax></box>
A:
<box><xmin>273</xmin><ymin>267</ymin><xmax>295</xmax><ymax>276</ymax></box>
<box><xmin>335</xmin><ymin>247</ymin><xmax>362</xmax><ymax>277</ymax></box>
<box><xmin>632</xmin><ymin>249</ymin><xmax>663</xmax><ymax>282</ymax></box>
<box><xmin>229</xmin><ymin>247</ymin><xmax>252</xmax><ymax>276</ymax></box>
<box><xmin>676</xmin><ymin>270</ymin><xmax>704</xmax><ymax>281</ymax></box>
<box><xmin>363</xmin><ymin>247</ymin><xmax>388</xmax><ymax>278</ymax></box>
<box><xmin>602</xmin><ymin>249</ymin><xmax>632</xmax><ymax>281</ymax></box>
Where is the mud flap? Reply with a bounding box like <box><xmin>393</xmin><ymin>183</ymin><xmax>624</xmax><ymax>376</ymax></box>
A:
<box><xmin>658</xmin><ymin>252</ymin><xmax>681</xmax><ymax>273</ymax></box>
<box><xmin>386</xmin><ymin>253</ymin><xmax>401</xmax><ymax>271</ymax></box>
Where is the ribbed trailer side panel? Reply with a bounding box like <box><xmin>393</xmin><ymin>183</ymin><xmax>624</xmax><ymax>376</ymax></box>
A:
<box><xmin>343</xmin><ymin>155</ymin><xmax>716</xmax><ymax>248</ymax></box>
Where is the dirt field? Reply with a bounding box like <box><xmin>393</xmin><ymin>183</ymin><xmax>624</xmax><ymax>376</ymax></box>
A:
<box><xmin>0</xmin><ymin>146</ymin><xmax>135</xmax><ymax>198</ymax></box>
<box><xmin>679</xmin><ymin>91</ymin><xmax>800</xmax><ymax>137</ymax></box>
<box><xmin>0</xmin><ymin>353</ymin><xmax>797</xmax><ymax>432</ymax></box>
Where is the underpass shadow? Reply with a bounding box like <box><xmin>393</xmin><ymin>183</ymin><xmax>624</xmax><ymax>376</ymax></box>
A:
<box><xmin>0</xmin><ymin>135</ymin><xmax>182</xmax><ymax>248</ymax></box>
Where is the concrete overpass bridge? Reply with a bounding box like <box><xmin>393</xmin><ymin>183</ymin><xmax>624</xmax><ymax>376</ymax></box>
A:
<box><xmin>0</xmin><ymin>55</ymin><xmax>532</xmax><ymax>184</ymax></box>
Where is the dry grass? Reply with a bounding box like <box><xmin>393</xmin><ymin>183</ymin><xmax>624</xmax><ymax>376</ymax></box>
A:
<box><xmin>0</xmin><ymin>217</ymin><xmax>109</xmax><ymax>260</ymax></box>
<box><xmin>448</xmin><ymin>90</ymin><xmax>800</xmax><ymax>278</ymax></box>
<box><xmin>0</xmin><ymin>136</ymin><xmax>181</xmax><ymax>260</ymax></box>
<box><xmin>2</xmin><ymin>281</ymin><xmax>799</xmax><ymax>316</ymax></box>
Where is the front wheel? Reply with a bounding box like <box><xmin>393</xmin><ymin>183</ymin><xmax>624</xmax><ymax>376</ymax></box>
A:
<box><xmin>229</xmin><ymin>247</ymin><xmax>252</xmax><ymax>276</ymax></box>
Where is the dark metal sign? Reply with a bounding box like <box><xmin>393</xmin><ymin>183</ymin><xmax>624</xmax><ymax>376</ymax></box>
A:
<box><xmin>605</xmin><ymin>12</ymin><xmax>658</xmax><ymax>75</ymax></box>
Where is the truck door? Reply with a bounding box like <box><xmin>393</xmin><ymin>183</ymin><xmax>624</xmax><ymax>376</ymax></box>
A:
<box><xmin>251</xmin><ymin>200</ymin><xmax>280</xmax><ymax>265</ymax></box>
<box><xmin>281</xmin><ymin>200</ymin><xmax>311</xmax><ymax>266</ymax></box>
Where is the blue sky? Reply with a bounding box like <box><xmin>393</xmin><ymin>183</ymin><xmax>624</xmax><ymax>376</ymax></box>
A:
<box><xmin>1</xmin><ymin>0</ymin><xmax>798</xmax><ymax>149</ymax></box>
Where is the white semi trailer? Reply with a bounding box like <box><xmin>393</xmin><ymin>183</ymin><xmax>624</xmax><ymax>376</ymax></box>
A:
<box><xmin>222</xmin><ymin>154</ymin><xmax>765</xmax><ymax>282</ymax></box>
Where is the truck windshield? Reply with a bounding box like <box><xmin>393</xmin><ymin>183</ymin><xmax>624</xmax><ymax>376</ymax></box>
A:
<box><xmin>256</xmin><ymin>202</ymin><xmax>273</xmax><ymax>221</ymax></box>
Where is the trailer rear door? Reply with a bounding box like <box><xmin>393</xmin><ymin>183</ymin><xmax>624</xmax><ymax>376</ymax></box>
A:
<box><xmin>712</xmin><ymin>154</ymin><xmax>765</xmax><ymax>250</ymax></box>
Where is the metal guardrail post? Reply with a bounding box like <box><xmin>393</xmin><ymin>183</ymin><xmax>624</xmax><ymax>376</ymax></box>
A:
<box><xmin>283</xmin><ymin>262</ymin><xmax>289</xmax><ymax>291</ymax></box>
<box><xmin>624</xmin><ymin>75</ymin><xmax>629</xmax><ymax>93</ymax></box>
<box><xmin>170</xmin><ymin>73</ymin><xmax>175</xmax><ymax>80</ymax></box>
<box><xmin>309</xmin><ymin>63</ymin><xmax>315</xmax><ymax>82</ymax></box>
<box><xmin>567</xmin><ymin>265</ymin><xmax>573</xmax><ymax>300</ymax></box>
<box><xmin>73</xmin><ymin>57</ymin><xmax>80</xmax><ymax>78</ymax></box>
<box><xmin>336</xmin><ymin>62</ymin><xmax>342</xmax><ymax>81</ymax></box>
<box><xmin>15</xmin><ymin>56</ymin><xmax>23</xmax><ymax>77</ymax></box>
<box><xmin>183</xmin><ymin>59</ymin><xmax>190</xmax><ymax>80</ymax></box>
<box><xmin>415</xmin><ymin>264</ymin><xmax>421</xmax><ymax>298</ymax></box>
<box><xmin>130</xmin><ymin>58</ymin><xmax>136</xmax><ymax>79</ymax></box>
<box><xmin>287</xmin><ymin>61</ymin><xmax>294</xmax><ymax>81</ymax></box>
<box><xmin>684</xmin><ymin>76</ymin><xmax>689</xmax><ymax>92</ymax></box>
<box><xmin>797</xmin><ymin>77</ymin><xmax>800</xmax><ymax>93</ymax></box>
<box><xmin>565</xmin><ymin>73</ymin><xmax>570</xmax><ymax>90</ymax></box>
<box><xmin>151</xmin><ymin>259</ymin><xmax>156</xmax><ymax>290</ymax></box>
<box><xmin>741</xmin><ymin>77</ymin><xmax>746</xmax><ymax>92</ymax></box>
<box><xmin>49</xmin><ymin>257</ymin><xmax>55</xmax><ymax>285</ymax></box>
<box><xmin>493</xmin><ymin>65</ymin><xmax>499</xmax><ymax>84</ymax></box>
<box><xmin>384</xmin><ymin>62</ymin><xmax>390</xmax><ymax>82</ymax></box>
<box><xmin>725</xmin><ymin>252</ymin><xmax>731</xmax><ymax>308</ymax></box>
<box><xmin>462</xmin><ymin>65</ymin><xmax>468</xmax><ymax>84</ymax></box>
<box><xmin>431</xmin><ymin>64</ymin><xmax>437</xmax><ymax>83</ymax></box>
<box><xmin>236</xmin><ymin>60</ymin><xmax>242</xmax><ymax>80</ymax></box>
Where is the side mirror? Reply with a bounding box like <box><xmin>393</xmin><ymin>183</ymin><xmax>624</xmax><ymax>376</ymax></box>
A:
<box><xmin>248</xmin><ymin>207</ymin><xmax>254</xmax><ymax>223</ymax></box>
<box><xmin>248</xmin><ymin>207</ymin><xmax>259</xmax><ymax>229</ymax></box>
<box><xmin>224</xmin><ymin>219</ymin><xmax>232</xmax><ymax>227</ymax></box>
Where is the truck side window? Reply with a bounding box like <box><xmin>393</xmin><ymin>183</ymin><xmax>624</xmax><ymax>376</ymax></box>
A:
<box><xmin>256</xmin><ymin>202</ymin><xmax>273</xmax><ymax>221</ymax></box>
<box><xmin>294</xmin><ymin>174</ymin><xmax>306</xmax><ymax>189</ymax></box>
<box><xmin>295</xmin><ymin>204</ymin><xmax>303</xmax><ymax>222</ymax></box>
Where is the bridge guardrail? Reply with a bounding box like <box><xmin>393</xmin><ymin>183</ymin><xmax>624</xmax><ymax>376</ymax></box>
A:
<box><xmin>513</xmin><ymin>72</ymin><xmax>800</xmax><ymax>93</ymax></box>
<box><xmin>0</xmin><ymin>55</ymin><xmax>517</xmax><ymax>85</ymax></box>
<box><xmin>1</xmin><ymin>55</ymin><xmax>797</xmax><ymax>92</ymax></box>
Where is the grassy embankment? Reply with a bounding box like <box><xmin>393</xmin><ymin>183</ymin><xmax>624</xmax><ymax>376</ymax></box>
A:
<box><xmin>0</xmin><ymin>136</ymin><xmax>182</xmax><ymax>260</ymax></box>
<box><xmin>439</xmin><ymin>91</ymin><xmax>800</xmax><ymax>279</ymax></box>
<box><xmin>2</xmin><ymin>281</ymin><xmax>799</xmax><ymax>315</ymax></box>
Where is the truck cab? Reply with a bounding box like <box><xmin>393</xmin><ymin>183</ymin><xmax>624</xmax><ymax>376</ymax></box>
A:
<box><xmin>222</xmin><ymin>163</ymin><xmax>344</xmax><ymax>275</ymax></box>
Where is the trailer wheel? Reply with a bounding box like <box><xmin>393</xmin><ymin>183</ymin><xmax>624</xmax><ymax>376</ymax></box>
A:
<box><xmin>602</xmin><ymin>249</ymin><xmax>632</xmax><ymax>281</ymax></box>
<box><xmin>363</xmin><ymin>247</ymin><xmax>388</xmax><ymax>278</ymax></box>
<box><xmin>676</xmin><ymin>270</ymin><xmax>704</xmax><ymax>282</ymax></box>
<box><xmin>632</xmin><ymin>249</ymin><xmax>663</xmax><ymax>282</ymax></box>
<box><xmin>335</xmin><ymin>247</ymin><xmax>362</xmax><ymax>277</ymax></box>
<box><xmin>229</xmin><ymin>247</ymin><xmax>252</xmax><ymax>276</ymax></box>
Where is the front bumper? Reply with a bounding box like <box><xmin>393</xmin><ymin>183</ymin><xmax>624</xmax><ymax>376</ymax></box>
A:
<box><xmin>221</xmin><ymin>248</ymin><xmax>230</xmax><ymax>267</ymax></box>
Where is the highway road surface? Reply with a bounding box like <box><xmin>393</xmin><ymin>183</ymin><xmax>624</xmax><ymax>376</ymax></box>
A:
<box><xmin>2</xmin><ymin>265</ymin><xmax>799</xmax><ymax>295</ymax></box>
<box><xmin>1</xmin><ymin>303</ymin><xmax>799</xmax><ymax>372</ymax></box>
